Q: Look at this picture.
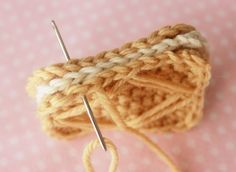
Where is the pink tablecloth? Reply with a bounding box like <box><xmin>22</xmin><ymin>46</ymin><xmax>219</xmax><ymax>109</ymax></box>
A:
<box><xmin>0</xmin><ymin>0</ymin><xmax>236</xmax><ymax>172</ymax></box>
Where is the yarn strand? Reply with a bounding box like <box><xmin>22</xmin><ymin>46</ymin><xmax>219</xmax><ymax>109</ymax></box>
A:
<box><xmin>95</xmin><ymin>88</ymin><xmax>181</xmax><ymax>172</ymax></box>
<box><xmin>83</xmin><ymin>138</ymin><xmax>119</xmax><ymax>172</ymax></box>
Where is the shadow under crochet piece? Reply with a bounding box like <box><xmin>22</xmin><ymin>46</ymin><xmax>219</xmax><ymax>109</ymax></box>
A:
<box><xmin>26</xmin><ymin>23</ymin><xmax>211</xmax><ymax>172</ymax></box>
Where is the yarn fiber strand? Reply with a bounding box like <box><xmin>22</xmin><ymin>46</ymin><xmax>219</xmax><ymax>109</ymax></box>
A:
<box><xmin>83</xmin><ymin>138</ymin><xmax>119</xmax><ymax>172</ymax></box>
<box><xmin>26</xmin><ymin>24</ymin><xmax>211</xmax><ymax>172</ymax></box>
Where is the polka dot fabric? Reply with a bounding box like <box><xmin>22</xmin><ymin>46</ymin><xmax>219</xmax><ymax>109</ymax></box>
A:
<box><xmin>0</xmin><ymin>0</ymin><xmax>235</xmax><ymax>171</ymax></box>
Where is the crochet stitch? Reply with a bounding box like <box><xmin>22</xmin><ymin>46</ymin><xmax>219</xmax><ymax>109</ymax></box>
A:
<box><xmin>26</xmin><ymin>24</ymin><xmax>211</xmax><ymax>172</ymax></box>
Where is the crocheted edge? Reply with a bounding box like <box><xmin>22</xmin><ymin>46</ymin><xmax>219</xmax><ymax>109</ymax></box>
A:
<box><xmin>27</xmin><ymin>24</ymin><xmax>196</xmax><ymax>95</ymax></box>
<box><xmin>35</xmin><ymin>30</ymin><xmax>207</xmax><ymax>102</ymax></box>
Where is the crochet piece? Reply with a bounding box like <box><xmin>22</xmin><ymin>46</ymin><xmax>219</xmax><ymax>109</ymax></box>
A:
<box><xmin>27</xmin><ymin>24</ymin><xmax>210</xmax><ymax>139</ymax></box>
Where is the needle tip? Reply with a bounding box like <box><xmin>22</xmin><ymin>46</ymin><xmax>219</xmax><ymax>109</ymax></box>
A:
<box><xmin>51</xmin><ymin>20</ymin><xmax>56</xmax><ymax>27</ymax></box>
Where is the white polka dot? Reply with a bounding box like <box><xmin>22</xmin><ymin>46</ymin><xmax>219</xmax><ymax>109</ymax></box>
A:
<box><xmin>127</xmin><ymin>162</ymin><xmax>136</xmax><ymax>172</ymax></box>
<box><xmin>210</xmin><ymin>147</ymin><xmax>219</xmax><ymax>156</ymax></box>
<box><xmin>90</xmin><ymin>13</ymin><xmax>98</xmax><ymax>21</ymax></box>
<box><xmin>186</xmin><ymin>138</ymin><xmax>196</xmax><ymax>148</ymax></box>
<box><xmin>2</xmin><ymin>2</ymin><xmax>12</xmax><ymax>11</ymax></box>
<box><xmin>14</xmin><ymin>151</ymin><xmax>25</xmax><ymax>161</ymax></box>
<box><xmin>218</xmin><ymin>163</ymin><xmax>228</xmax><ymax>172</ymax></box>
<box><xmin>163</xmin><ymin>134</ymin><xmax>173</xmax><ymax>140</ymax></box>
<box><xmin>0</xmin><ymin>109</ymin><xmax>7</xmax><ymax>118</ymax></box>
<box><xmin>82</xmin><ymin>31</ymin><xmax>92</xmax><ymax>39</ymax></box>
<box><xmin>68</xmin><ymin>147</ymin><xmax>78</xmax><ymax>158</ymax></box>
<box><xmin>9</xmin><ymin>137</ymin><xmax>19</xmax><ymax>146</ymax></box>
<box><xmin>110</xmin><ymin>20</ymin><xmax>119</xmax><ymax>28</ymax></box>
<box><xmin>41</xmin><ymin>48</ymin><xmax>50</xmax><ymax>55</ymax></box>
<box><xmin>195</xmin><ymin>155</ymin><xmax>205</xmax><ymax>164</ymax></box>
<box><xmin>21</xmin><ymin>40</ymin><xmax>30</xmax><ymax>49</ymax></box>
<box><xmin>73</xmin><ymin>164</ymin><xmax>84</xmax><ymax>172</ymax></box>
<box><xmin>225</xmin><ymin>141</ymin><xmax>235</xmax><ymax>151</ymax></box>
<box><xmin>134</xmin><ymin>141</ymin><xmax>143</xmax><ymax>149</ymax></box>
<box><xmin>52</xmin><ymin>154</ymin><xmax>62</xmax><ymax>163</ymax></box>
<box><xmin>9</xmin><ymin>90</ymin><xmax>18</xmax><ymax>99</ymax></box>
<box><xmin>24</xmin><ymin>130</ymin><xmax>34</xmax><ymax>139</ymax></box>
<box><xmin>183</xmin><ymin>8</ymin><xmax>192</xmax><ymax>15</ymax></box>
<box><xmin>17</xmin><ymin>71</ymin><xmax>27</xmax><ymax>80</ymax></box>
<box><xmin>220</xmin><ymin>38</ymin><xmax>229</xmax><ymax>47</ymax></box>
<box><xmin>215</xmin><ymin>92</ymin><xmax>224</xmax><ymax>100</ymax></box>
<box><xmin>143</xmin><ymin>21</ymin><xmax>152</xmax><ymax>29</ymax></box>
<box><xmin>116</xmin><ymin>3</ymin><xmax>126</xmax><ymax>11</ymax></box>
<box><xmin>57</xmin><ymin>13</ymin><xmax>66</xmax><ymax>20</ymax></box>
<box><xmin>171</xmin><ymin>146</ymin><xmax>181</xmax><ymax>155</ymax></box>
<box><xmin>20</xmin><ymin>167</ymin><xmax>30</xmax><ymax>172</ymax></box>
<box><xmin>29</xmin><ymin>22</ymin><xmax>38</xmax><ymax>30</ymax></box>
<box><xmin>83</xmin><ymin>1</ymin><xmax>93</xmax><ymax>10</ymax></box>
<box><xmin>103</xmin><ymin>8</ymin><xmax>112</xmax><ymax>16</ymax></box>
<box><xmin>120</xmin><ymin>146</ymin><xmax>129</xmax><ymax>155</ymax></box>
<box><xmin>230</xmin><ymin>85</ymin><xmax>236</xmax><ymax>94</ymax></box>
<box><xmin>137</xmin><ymin>10</ymin><xmax>145</xmax><ymax>17</ymax></box>
<box><xmin>19</xmin><ymin>117</ymin><xmax>28</xmax><ymax>126</ymax></box>
<box><xmin>36</xmin><ymin>160</ymin><xmax>46</xmax><ymax>170</ymax></box>
<box><xmin>123</xmin><ymin>15</ymin><xmax>132</xmax><ymax>23</ymax></box>
<box><xmin>231</xmin><ymin>120</ymin><xmax>236</xmax><ymax>129</ymax></box>
<box><xmin>204</xmin><ymin>15</ymin><xmax>213</xmax><ymax>22</ymax></box>
<box><xmin>113</xmin><ymin>132</ymin><xmax>123</xmax><ymax>140</ymax></box>
<box><xmin>68</xmin><ymin>36</ymin><xmax>77</xmax><ymax>45</ymax></box>
<box><xmin>9</xmin><ymin>15</ymin><xmax>18</xmax><ymax>23</ymax></box>
<box><xmin>170</xmin><ymin>11</ymin><xmax>180</xmax><ymax>19</ymax></box>
<box><xmin>209</xmin><ymin>0</ymin><xmax>219</xmax><ymax>4</ymax></box>
<box><xmin>37</xmin><ymin>5</ymin><xmax>46</xmax><ymax>13</ymax></box>
<box><xmin>4</xmin><ymin>124</ymin><xmax>14</xmax><ymax>132</ymax></box>
<box><xmin>163</xmin><ymin>0</ymin><xmax>172</xmax><ymax>6</ymax></box>
<box><xmin>76</xmin><ymin>20</ymin><xmax>85</xmax><ymax>27</ymax></box>
<box><xmin>228</xmin><ymin>52</ymin><xmax>236</xmax><ymax>60</ymax></box>
<box><xmin>88</xmin><ymin>44</ymin><xmax>97</xmax><ymax>51</ymax></box>
<box><xmin>16</xmin><ymin>27</ymin><xmax>23</xmax><ymax>35</ymax></box>
<box><xmin>226</xmin><ymin>21</ymin><xmax>234</xmax><ymax>29</ymax></box>
<box><xmin>102</xmin><ymin>37</ymin><xmax>113</xmax><ymax>45</ymax></box>
<box><xmin>217</xmin><ymin>10</ymin><xmax>226</xmax><ymax>18</ymax></box>
<box><xmin>30</xmin><ymin>145</ymin><xmax>40</xmax><ymax>155</ymax></box>
<box><xmin>223</xmin><ymin>105</ymin><xmax>233</xmax><ymax>114</ymax></box>
<box><xmin>201</xmin><ymin>133</ymin><xmax>211</xmax><ymax>142</ymax></box>
<box><xmin>192</xmin><ymin>19</ymin><xmax>200</xmax><ymax>25</ymax></box>
<box><xmin>150</xmin><ymin>5</ymin><xmax>159</xmax><ymax>12</ymax></box>
<box><xmin>2</xmin><ymin>78</ymin><xmax>11</xmax><ymax>86</ymax></box>
<box><xmin>116</xmin><ymin>32</ymin><xmax>125</xmax><ymax>40</ymax></box>
<box><xmin>130</xmin><ymin>0</ymin><xmax>140</xmax><ymax>4</ymax></box>
<box><xmin>0</xmin><ymin>158</ymin><xmax>8</xmax><ymax>167</ymax></box>
<box><xmin>5</xmin><ymin>46</ymin><xmax>15</xmax><ymax>55</ymax></box>
<box><xmin>217</xmin><ymin>126</ymin><xmax>227</xmax><ymax>135</ymax></box>
<box><xmin>45</xmin><ymin>140</ymin><xmax>55</xmax><ymax>148</ymax></box>
<box><xmin>196</xmin><ymin>2</ymin><xmax>207</xmax><ymax>10</ymax></box>
<box><xmin>211</xmin><ymin>27</ymin><xmax>221</xmax><ymax>34</ymax></box>
<box><xmin>129</xmin><ymin>27</ymin><xmax>139</xmax><ymax>34</ymax></box>
<box><xmin>143</xmin><ymin>157</ymin><xmax>151</xmax><ymax>165</ymax></box>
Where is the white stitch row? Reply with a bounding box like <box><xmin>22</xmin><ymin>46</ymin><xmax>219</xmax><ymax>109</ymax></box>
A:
<box><xmin>36</xmin><ymin>31</ymin><xmax>207</xmax><ymax>103</ymax></box>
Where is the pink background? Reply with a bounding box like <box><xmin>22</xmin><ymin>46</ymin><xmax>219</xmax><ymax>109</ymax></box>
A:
<box><xmin>0</xmin><ymin>0</ymin><xmax>236</xmax><ymax>172</ymax></box>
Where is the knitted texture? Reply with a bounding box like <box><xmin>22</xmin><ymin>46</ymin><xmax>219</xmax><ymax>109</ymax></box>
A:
<box><xmin>26</xmin><ymin>24</ymin><xmax>211</xmax><ymax>172</ymax></box>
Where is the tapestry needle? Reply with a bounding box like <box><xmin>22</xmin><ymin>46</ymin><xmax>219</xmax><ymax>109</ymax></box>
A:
<box><xmin>51</xmin><ymin>20</ymin><xmax>107</xmax><ymax>151</ymax></box>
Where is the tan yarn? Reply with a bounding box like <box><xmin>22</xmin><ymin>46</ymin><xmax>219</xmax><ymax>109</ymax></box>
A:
<box><xmin>83</xmin><ymin>138</ymin><xmax>119</xmax><ymax>172</ymax></box>
<box><xmin>26</xmin><ymin>24</ymin><xmax>211</xmax><ymax>172</ymax></box>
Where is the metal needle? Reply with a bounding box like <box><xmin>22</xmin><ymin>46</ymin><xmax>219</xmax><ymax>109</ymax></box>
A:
<box><xmin>51</xmin><ymin>20</ymin><xmax>107</xmax><ymax>151</ymax></box>
<box><xmin>51</xmin><ymin>20</ymin><xmax>70</xmax><ymax>61</ymax></box>
<box><xmin>81</xmin><ymin>95</ymin><xmax>107</xmax><ymax>151</ymax></box>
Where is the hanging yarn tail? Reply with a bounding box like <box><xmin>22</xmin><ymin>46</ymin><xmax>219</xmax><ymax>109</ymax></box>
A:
<box><xmin>83</xmin><ymin>138</ymin><xmax>119</xmax><ymax>172</ymax></box>
<box><xmin>95</xmin><ymin>88</ymin><xmax>181</xmax><ymax>172</ymax></box>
